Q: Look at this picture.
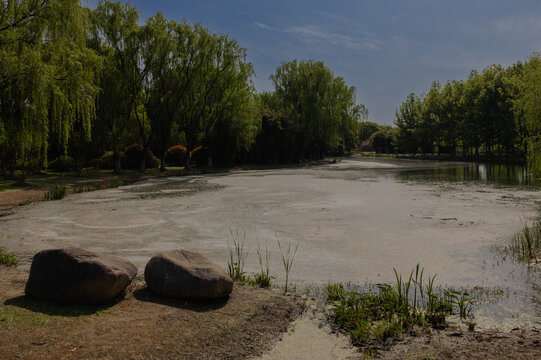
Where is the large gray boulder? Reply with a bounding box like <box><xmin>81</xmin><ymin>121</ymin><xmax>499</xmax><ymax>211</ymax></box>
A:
<box><xmin>145</xmin><ymin>250</ymin><xmax>233</xmax><ymax>299</ymax></box>
<box><xmin>25</xmin><ymin>247</ymin><xmax>137</xmax><ymax>304</ymax></box>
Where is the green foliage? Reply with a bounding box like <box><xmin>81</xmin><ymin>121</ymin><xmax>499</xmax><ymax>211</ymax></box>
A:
<box><xmin>0</xmin><ymin>1</ymin><xmax>366</xmax><ymax>175</ymax></box>
<box><xmin>368</xmin><ymin>127</ymin><xmax>395</xmax><ymax>154</ymax></box>
<box><xmin>108</xmin><ymin>179</ymin><xmax>121</xmax><ymax>188</ymax></box>
<box><xmin>263</xmin><ymin>60</ymin><xmax>365</xmax><ymax>162</ymax></box>
<box><xmin>0</xmin><ymin>0</ymin><xmax>100</xmax><ymax>179</ymax></box>
<box><xmin>326</xmin><ymin>265</ymin><xmax>474</xmax><ymax>347</ymax></box>
<box><xmin>0</xmin><ymin>250</ymin><xmax>18</xmax><ymax>267</ymax></box>
<box><xmin>526</xmin><ymin>137</ymin><xmax>541</xmax><ymax>178</ymax></box>
<box><xmin>44</xmin><ymin>184</ymin><xmax>67</xmax><ymax>200</ymax></box>
<box><xmin>394</xmin><ymin>57</ymin><xmax>537</xmax><ymax>162</ymax></box>
<box><xmin>358</xmin><ymin>122</ymin><xmax>382</xmax><ymax>142</ymax></box>
<box><xmin>48</xmin><ymin>156</ymin><xmax>77</xmax><ymax>172</ymax></box>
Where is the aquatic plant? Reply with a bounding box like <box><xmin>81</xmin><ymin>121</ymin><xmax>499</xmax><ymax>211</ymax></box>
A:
<box><xmin>278</xmin><ymin>240</ymin><xmax>298</xmax><ymax>293</ymax></box>
<box><xmin>44</xmin><ymin>185</ymin><xmax>67</xmax><ymax>200</ymax></box>
<box><xmin>226</xmin><ymin>229</ymin><xmax>248</xmax><ymax>282</ymax></box>
<box><xmin>254</xmin><ymin>243</ymin><xmax>273</xmax><ymax>288</ymax></box>
<box><xmin>325</xmin><ymin>264</ymin><xmax>474</xmax><ymax>348</ymax></box>
<box><xmin>509</xmin><ymin>214</ymin><xmax>541</xmax><ymax>264</ymax></box>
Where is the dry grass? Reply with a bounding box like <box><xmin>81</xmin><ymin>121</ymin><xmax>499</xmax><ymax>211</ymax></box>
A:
<box><xmin>0</xmin><ymin>268</ymin><xmax>303</xmax><ymax>360</ymax></box>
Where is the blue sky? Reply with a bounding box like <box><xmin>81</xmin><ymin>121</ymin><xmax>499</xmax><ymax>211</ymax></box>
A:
<box><xmin>87</xmin><ymin>0</ymin><xmax>541</xmax><ymax>125</ymax></box>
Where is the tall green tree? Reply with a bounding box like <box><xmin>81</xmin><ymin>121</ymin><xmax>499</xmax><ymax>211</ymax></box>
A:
<box><xmin>89</xmin><ymin>0</ymin><xmax>141</xmax><ymax>173</ymax></box>
<box><xmin>0</xmin><ymin>0</ymin><xmax>99</xmax><ymax>178</ymax></box>
<box><xmin>270</xmin><ymin>60</ymin><xmax>361</xmax><ymax>160</ymax></box>
<box><xmin>515</xmin><ymin>53</ymin><xmax>541</xmax><ymax>177</ymax></box>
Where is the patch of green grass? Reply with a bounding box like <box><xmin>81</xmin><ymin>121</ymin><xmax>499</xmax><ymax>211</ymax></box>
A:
<box><xmin>0</xmin><ymin>305</ymin><xmax>50</xmax><ymax>328</ymax></box>
<box><xmin>325</xmin><ymin>265</ymin><xmax>474</xmax><ymax>348</ymax></box>
<box><xmin>43</xmin><ymin>184</ymin><xmax>67</xmax><ymax>200</ymax></box>
<box><xmin>0</xmin><ymin>250</ymin><xmax>18</xmax><ymax>266</ymax></box>
<box><xmin>108</xmin><ymin>179</ymin><xmax>122</xmax><ymax>188</ymax></box>
<box><xmin>0</xmin><ymin>298</ymin><xmax>108</xmax><ymax>329</ymax></box>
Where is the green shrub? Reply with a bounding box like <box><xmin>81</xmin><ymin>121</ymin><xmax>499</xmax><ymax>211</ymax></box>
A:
<box><xmin>0</xmin><ymin>250</ymin><xmax>18</xmax><ymax>266</ymax></box>
<box><xmin>91</xmin><ymin>151</ymin><xmax>125</xmax><ymax>170</ymax></box>
<box><xmin>44</xmin><ymin>184</ymin><xmax>67</xmax><ymax>200</ymax></box>
<box><xmin>124</xmin><ymin>144</ymin><xmax>157</xmax><ymax>169</ymax></box>
<box><xmin>148</xmin><ymin>156</ymin><xmax>160</xmax><ymax>169</ymax></box>
<box><xmin>48</xmin><ymin>156</ymin><xmax>76</xmax><ymax>172</ymax></box>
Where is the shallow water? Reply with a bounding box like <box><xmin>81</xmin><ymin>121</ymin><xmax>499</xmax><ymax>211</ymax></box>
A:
<box><xmin>1</xmin><ymin>158</ymin><xmax>540</xmax><ymax>329</ymax></box>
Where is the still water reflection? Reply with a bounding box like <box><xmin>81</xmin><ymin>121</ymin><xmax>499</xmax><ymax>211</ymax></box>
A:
<box><xmin>396</xmin><ymin>163</ymin><xmax>535</xmax><ymax>187</ymax></box>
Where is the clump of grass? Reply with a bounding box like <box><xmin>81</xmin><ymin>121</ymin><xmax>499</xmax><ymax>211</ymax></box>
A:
<box><xmin>509</xmin><ymin>215</ymin><xmax>541</xmax><ymax>264</ymax></box>
<box><xmin>43</xmin><ymin>184</ymin><xmax>66</xmax><ymax>200</ymax></box>
<box><xmin>325</xmin><ymin>264</ymin><xmax>474</xmax><ymax>349</ymax></box>
<box><xmin>278</xmin><ymin>240</ymin><xmax>298</xmax><ymax>293</ymax></box>
<box><xmin>254</xmin><ymin>243</ymin><xmax>273</xmax><ymax>288</ymax></box>
<box><xmin>0</xmin><ymin>250</ymin><xmax>18</xmax><ymax>267</ymax></box>
<box><xmin>72</xmin><ymin>184</ymin><xmax>85</xmax><ymax>194</ymax></box>
<box><xmin>226</xmin><ymin>229</ymin><xmax>248</xmax><ymax>282</ymax></box>
<box><xmin>108</xmin><ymin>179</ymin><xmax>122</xmax><ymax>188</ymax></box>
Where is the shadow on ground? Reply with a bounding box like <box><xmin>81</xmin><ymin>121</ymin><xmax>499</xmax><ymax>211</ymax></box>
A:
<box><xmin>132</xmin><ymin>287</ymin><xmax>230</xmax><ymax>312</ymax></box>
<box><xmin>3</xmin><ymin>294</ymin><xmax>121</xmax><ymax>317</ymax></box>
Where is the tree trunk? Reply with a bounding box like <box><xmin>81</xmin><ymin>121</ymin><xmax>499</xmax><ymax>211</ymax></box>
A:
<box><xmin>160</xmin><ymin>157</ymin><xmax>166</xmax><ymax>172</ymax></box>
<box><xmin>207</xmin><ymin>156</ymin><xmax>213</xmax><ymax>168</ymax></box>
<box><xmin>139</xmin><ymin>154</ymin><xmax>146</xmax><ymax>173</ymax></box>
<box><xmin>114</xmin><ymin>155</ymin><xmax>122</xmax><ymax>174</ymax></box>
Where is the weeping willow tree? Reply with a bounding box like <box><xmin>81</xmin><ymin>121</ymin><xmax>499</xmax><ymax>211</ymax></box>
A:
<box><xmin>270</xmin><ymin>60</ymin><xmax>361</xmax><ymax>160</ymax></box>
<box><xmin>0</xmin><ymin>0</ymin><xmax>100</xmax><ymax>178</ymax></box>
<box><xmin>88</xmin><ymin>0</ymin><xmax>142</xmax><ymax>173</ymax></box>
<box><xmin>175</xmin><ymin>23</ymin><xmax>255</xmax><ymax>167</ymax></box>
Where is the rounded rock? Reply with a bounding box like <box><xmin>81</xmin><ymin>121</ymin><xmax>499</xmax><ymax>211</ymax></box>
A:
<box><xmin>144</xmin><ymin>250</ymin><xmax>233</xmax><ymax>299</ymax></box>
<box><xmin>25</xmin><ymin>247</ymin><xmax>137</xmax><ymax>304</ymax></box>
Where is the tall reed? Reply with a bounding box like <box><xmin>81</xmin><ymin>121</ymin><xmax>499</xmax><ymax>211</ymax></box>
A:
<box><xmin>255</xmin><ymin>243</ymin><xmax>272</xmax><ymax>288</ymax></box>
<box><xmin>226</xmin><ymin>229</ymin><xmax>248</xmax><ymax>281</ymax></box>
<box><xmin>278</xmin><ymin>241</ymin><xmax>298</xmax><ymax>293</ymax></box>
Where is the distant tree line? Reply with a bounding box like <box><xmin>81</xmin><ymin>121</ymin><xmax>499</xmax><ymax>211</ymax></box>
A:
<box><xmin>0</xmin><ymin>0</ymin><xmax>367</xmax><ymax>179</ymax></box>
<box><xmin>394</xmin><ymin>54</ymin><xmax>541</xmax><ymax>176</ymax></box>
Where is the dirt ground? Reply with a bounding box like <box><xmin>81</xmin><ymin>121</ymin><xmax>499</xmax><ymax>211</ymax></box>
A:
<box><xmin>375</xmin><ymin>326</ymin><xmax>541</xmax><ymax>360</ymax></box>
<box><xmin>0</xmin><ymin>266</ymin><xmax>304</xmax><ymax>360</ymax></box>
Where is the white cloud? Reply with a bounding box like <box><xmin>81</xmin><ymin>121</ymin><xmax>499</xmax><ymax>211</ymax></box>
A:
<box><xmin>253</xmin><ymin>22</ymin><xmax>277</xmax><ymax>31</ymax></box>
<box><xmin>253</xmin><ymin>21</ymin><xmax>382</xmax><ymax>51</ymax></box>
